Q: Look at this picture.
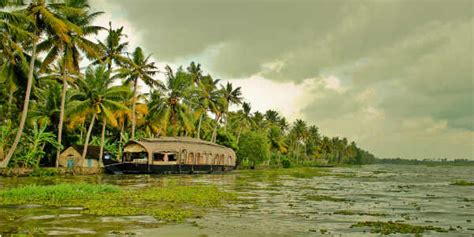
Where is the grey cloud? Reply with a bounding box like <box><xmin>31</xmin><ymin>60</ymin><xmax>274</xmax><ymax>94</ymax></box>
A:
<box><xmin>92</xmin><ymin>0</ymin><xmax>473</xmax><ymax>158</ymax></box>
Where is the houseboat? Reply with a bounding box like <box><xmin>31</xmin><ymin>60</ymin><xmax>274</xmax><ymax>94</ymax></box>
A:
<box><xmin>105</xmin><ymin>137</ymin><xmax>237</xmax><ymax>174</ymax></box>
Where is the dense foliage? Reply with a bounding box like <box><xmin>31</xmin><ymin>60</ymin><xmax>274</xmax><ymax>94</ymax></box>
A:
<box><xmin>0</xmin><ymin>0</ymin><xmax>376</xmax><ymax>169</ymax></box>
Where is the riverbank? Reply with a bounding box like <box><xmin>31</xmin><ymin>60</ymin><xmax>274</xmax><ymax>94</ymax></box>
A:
<box><xmin>0</xmin><ymin>167</ymin><xmax>102</xmax><ymax>177</ymax></box>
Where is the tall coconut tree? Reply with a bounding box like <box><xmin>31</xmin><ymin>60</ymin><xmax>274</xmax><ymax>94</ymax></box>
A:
<box><xmin>210</xmin><ymin>82</ymin><xmax>242</xmax><ymax>142</ymax></box>
<box><xmin>96</xmin><ymin>22</ymin><xmax>128</xmax><ymax>71</ymax></box>
<box><xmin>291</xmin><ymin>119</ymin><xmax>308</xmax><ymax>163</ymax></box>
<box><xmin>1</xmin><ymin>0</ymin><xmax>81</xmax><ymax>168</ymax></box>
<box><xmin>192</xmin><ymin>74</ymin><xmax>220</xmax><ymax>139</ymax></box>
<box><xmin>115</xmin><ymin>46</ymin><xmax>161</xmax><ymax>139</ymax></box>
<box><xmin>0</xmin><ymin>4</ymin><xmax>32</xmax><ymax>119</ymax></box>
<box><xmin>235</xmin><ymin>102</ymin><xmax>253</xmax><ymax>144</ymax></box>
<box><xmin>148</xmin><ymin>66</ymin><xmax>194</xmax><ymax>136</ymax></box>
<box><xmin>264</xmin><ymin>110</ymin><xmax>281</xmax><ymax>127</ymax></box>
<box><xmin>36</xmin><ymin>0</ymin><xmax>103</xmax><ymax>167</ymax></box>
<box><xmin>67</xmin><ymin>65</ymin><xmax>129</xmax><ymax>166</ymax></box>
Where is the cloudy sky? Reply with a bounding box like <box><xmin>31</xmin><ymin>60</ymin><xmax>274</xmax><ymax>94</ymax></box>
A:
<box><xmin>90</xmin><ymin>0</ymin><xmax>473</xmax><ymax>159</ymax></box>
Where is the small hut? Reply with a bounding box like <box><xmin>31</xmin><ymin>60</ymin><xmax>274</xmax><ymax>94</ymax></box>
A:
<box><xmin>58</xmin><ymin>145</ymin><xmax>102</xmax><ymax>168</ymax></box>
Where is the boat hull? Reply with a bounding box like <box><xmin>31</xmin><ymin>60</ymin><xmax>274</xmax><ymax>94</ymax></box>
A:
<box><xmin>105</xmin><ymin>163</ymin><xmax>235</xmax><ymax>174</ymax></box>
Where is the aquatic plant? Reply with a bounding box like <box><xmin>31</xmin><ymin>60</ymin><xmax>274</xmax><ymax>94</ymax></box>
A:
<box><xmin>305</xmin><ymin>195</ymin><xmax>348</xmax><ymax>202</ymax></box>
<box><xmin>334</xmin><ymin>210</ymin><xmax>387</xmax><ymax>216</ymax></box>
<box><xmin>351</xmin><ymin>221</ymin><xmax>447</xmax><ymax>235</ymax></box>
<box><xmin>0</xmin><ymin>183</ymin><xmax>120</xmax><ymax>205</ymax></box>
<box><xmin>0</xmin><ymin>183</ymin><xmax>236</xmax><ymax>222</ymax></box>
<box><xmin>450</xmin><ymin>180</ymin><xmax>474</xmax><ymax>186</ymax></box>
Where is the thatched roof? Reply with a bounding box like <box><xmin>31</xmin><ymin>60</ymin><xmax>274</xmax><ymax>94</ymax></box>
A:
<box><xmin>126</xmin><ymin>137</ymin><xmax>234</xmax><ymax>154</ymax></box>
<box><xmin>66</xmin><ymin>145</ymin><xmax>102</xmax><ymax>160</ymax></box>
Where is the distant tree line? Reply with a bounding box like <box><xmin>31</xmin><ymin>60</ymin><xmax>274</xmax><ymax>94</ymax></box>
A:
<box><xmin>0</xmin><ymin>0</ymin><xmax>377</xmax><ymax>169</ymax></box>
<box><xmin>375</xmin><ymin>158</ymin><xmax>474</xmax><ymax>166</ymax></box>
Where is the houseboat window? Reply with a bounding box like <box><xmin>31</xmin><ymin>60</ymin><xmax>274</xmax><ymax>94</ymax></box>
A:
<box><xmin>196</xmin><ymin>153</ymin><xmax>202</xmax><ymax>164</ymax></box>
<box><xmin>168</xmin><ymin>153</ymin><xmax>177</xmax><ymax>162</ymax></box>
<box><xmin>153</xmin><ymin>153</ymin><xmax>165</xmax><ymax>162</ymax></box>
<box><xmin>124</xmin><ymin>152</ymin><xmax>147</xmax><ymax>162</ymax></box>
<box><xmin>188</xmin><ymin>153</ymin><xmax>194</xmax><ymax>163</ymax></box>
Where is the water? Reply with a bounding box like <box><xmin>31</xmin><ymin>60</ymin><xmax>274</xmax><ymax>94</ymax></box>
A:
<box><xmin>0</xmin><ymin>165</ymin><xmax>473</xmax><ymax>236</ymax></box>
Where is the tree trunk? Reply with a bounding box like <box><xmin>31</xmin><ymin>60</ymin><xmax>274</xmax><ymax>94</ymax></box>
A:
<box><xmin>196</xmin><ymin>113</ymin><xmax>203</xmax><ymax>139</ymax></box>
<box><xmin>236</xmin><ymin>126</ymin><xmax>243</xmax><ymax>145</ymax></box>
<box><xmin>211</xmin><ymin>115</ymin><xmax>220</xmax><ymax>143</ymax></box>
<box><xmin>79</xmin><ymin>118</ymin><xmax>85</xmax><ymax>143</ymax></box>
<box><xmin>0</xmin><ymin>41</ymin><xmax>37</xmax><ymax>168</ymax></box>
<box><xmin>131</xmin><ymin>79</ymin><xmax>138</xmax><ymax>140</ymax></box>
<box><xmin>99</xmin><ymin>116</ymin><xmax>106</xmax><ymax>167</ymax></box>
<box><xmin>81</xmin><ymin>113</ymin><xmax>96</xmax><ymax>162</ymax></box>
<box><xmin>7</xmin><ymin>89</ymin><xmax>13</xmax><ymax>118</ymax></box>
<box><xmin>55</xmin><ymin>71</ymin><xmax>68</xmax><ymax>167</ymax></box>
<box><xmin>119</xmin><ymin>121</ymin><xmax>125</xmax><ymax>144</ymax></box>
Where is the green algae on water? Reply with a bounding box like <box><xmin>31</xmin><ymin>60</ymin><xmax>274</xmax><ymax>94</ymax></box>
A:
<box><xmin>351</xmin><ymin>221</ymin><xmax>448</xmax><ymax>235</ymax></box>
<box><xmin>0</xmin><ymin>183</ymin><xmax>236</xmax><ymax>222</ymax></box>
<box><xmin>305</xmin><ymin>195</ymin><xmax>348</xmax><ymax>202</ymax></box>
<box><xmin>333</xmin><ymin>210</ymin><xmax>387</xmax><ymax>216</ymax></box>
<box><xmin>450</xmin><ymin>180</ymin><xmax>474</xmax><ymax>186</ymax></box>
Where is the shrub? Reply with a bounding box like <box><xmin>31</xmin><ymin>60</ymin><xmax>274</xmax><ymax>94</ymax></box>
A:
<box><xmin>237</xmin><ymin>131</ymin><xmax>270</xmax><ymax>167</ymax></box>
<box><xmin>29</xmin><ymin>168</ymin><xmax>59</xmax><ymax>177</ymax></box>
<box><xmin>281</xmin><ymin>158</ymin><xmax>291</xmax><ymax>168</ymax></box>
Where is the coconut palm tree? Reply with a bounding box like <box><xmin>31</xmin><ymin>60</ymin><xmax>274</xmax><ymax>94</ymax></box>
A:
<box><xmin>235</xmin><ymin>102</ymin><xmax>253</xmax><ymax>144</ymax></box>
<box><xmin>192</xmin><ymin>74</ymin><xmax>220</xmax><ymax>139</ymax></box>
<box><xmin>291</xmin><ymin>119</ymin><xmax>307</xmax><ymax>163</ymax></box>
<box><xmin>148</xmin><ymin>66</ymin><xmax>194</xmax><ymax>136</ymax></box>
<box><xmin>211</xmin><ymin>82</ymin><xmax>242</xmax><ymax>142</ymax></box>
<box><xmin>1</xmin><ymin>0</ymin><xmax>81</xmax><ymax>168</ymax></box>
<box><xmin>96</xmin><ymin>22</ymin><xmax>128</xmax><ymax>71</ymax></box>
<box><xmin>67</xmin><ymin>65</ymin><xmax>129</xmax><ymax>165</ymax></box>
<box><xmin>264</xmin><ymin>110</ymin><xmax>281</xmax><ymax>127</ymax></box>
<box><xmin>187</xmin><ymin>61</ymin><xmax>203</xmax><ymax>85</ymax></box>
<box><xmin>114</xmin><ymin>46</ymin><xmax>161</xmax><ymax>139</ymax></box>
<box><xmin>36</xmin><ymin>0</ymin><xmax>103</xmax><ymax>166</ymax></box>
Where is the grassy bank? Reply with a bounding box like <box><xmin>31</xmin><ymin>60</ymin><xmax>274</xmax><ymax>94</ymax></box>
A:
<box><xmin>0</xmin><ymin>183</ymin><xmax>236</xmax><ymax>222</ymax></box>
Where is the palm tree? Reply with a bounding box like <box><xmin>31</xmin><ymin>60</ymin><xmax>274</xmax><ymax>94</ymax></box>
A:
<box><xmin>264</xmin><ymin>110</ymin><xmax>281</xmax><ymax>127</ymax></box>
<box><xmin>148</xmin><ymin>66</ymin><xmax>194</xmax><ymax>136</ymax></box>
<box><xmin>67</xmin><ymin>65</ymin><xmax>129</xmax><ymax>166</ymax></box>
<box><xmin>115</xmin><ymin>46</ymin><xmax>161</xmax><ymax>139</ymax></box>
<box><xmin>211</xmin><ymin>82</ymin><xmax>242</xmax><ymax>142</ymax></box>
<box><xmin>187</xmin><ymin>61</ymin><xmax>203</xmax><ymax>85</ymax></box>
<box><xmin>291</xmin><ymin>119</ymin><xmax>307</xmax><ymax>163</ymax></box>
<box><xmin>1</xmin><ymin>0</ymin><xmax>81</xmax><ymax>168</ymax></box>
<box><xmin>193</xmin><ymin>74</ymin><xmax>220</xmax><ymax>139</ymax></box>
<box><xmin>36</xmin><ymin>0</ymin><xmax>103</xmax><ymax>167</ymax></box>
<box><xmin>320</xmin><ymin>136</ymin><xmax>332</xmax><ymax>161</ymax></box>
<box><xmin>235</xmin><ymin>102</ymin><xmax>253</xmax><ymax>144</ymax></box>
<box><xmin>252</xmin><ymin>111</ymin><xmax>265</xmax><ymax>130</ymax></box>
<box><xmin>96</xmin><ymin>22</ymin><xmax>128</xmax><ymax>71</ymax></box>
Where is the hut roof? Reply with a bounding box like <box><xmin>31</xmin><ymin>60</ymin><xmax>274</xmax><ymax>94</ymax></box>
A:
<box><xmin>126</xmin><ymin>137</ymin><xmax>234</xmax><ymax>153</ymax></box>
<box><xmin>65</xmin><ymin>145</ymin><xmax>102</xmax><ymax>159</ymax></box>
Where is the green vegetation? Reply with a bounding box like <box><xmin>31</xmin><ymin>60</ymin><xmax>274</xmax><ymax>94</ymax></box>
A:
<box><xmin>0</xmin><ymin>183</ymin><xmax>236</xmax><ymax>222</ymax></box>
<box><xmin>239</xmin><ymin>167</ymin><xmax>333</xmax><ymax>179</ymax></box>
<box><xmin>333</xmin><ymin>210</ymin><xmax>387</xmax><ymax>216</ymax></box>
<box><xmin>0</xmin><ymin>0</ymin><xmax>376</xmax><ymax>170</ymax></box>
<box><xmin>306</xmin><ymin>195</ymin><xmax>348</xmax><ymax>202</ymax></box>
<box><xmin>237</xmin><ymin>131</ymin><xmax>271</xmax><ymax>167</ymax></box>
<box><xmin>450</xmin><ymin>180</ymin><xmax>474</xmax><ymax>186</ymax></box>
<box><xmin>351</xmin><ymin>221</ymin><xmax>448</xmax><ymax>235</ymax></box>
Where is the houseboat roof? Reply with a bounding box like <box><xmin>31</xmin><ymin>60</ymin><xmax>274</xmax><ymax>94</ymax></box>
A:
<box><xmin>126</xmin><ymin>137</ymin><xmax>234</xmax><ymax>152</ymax></box>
